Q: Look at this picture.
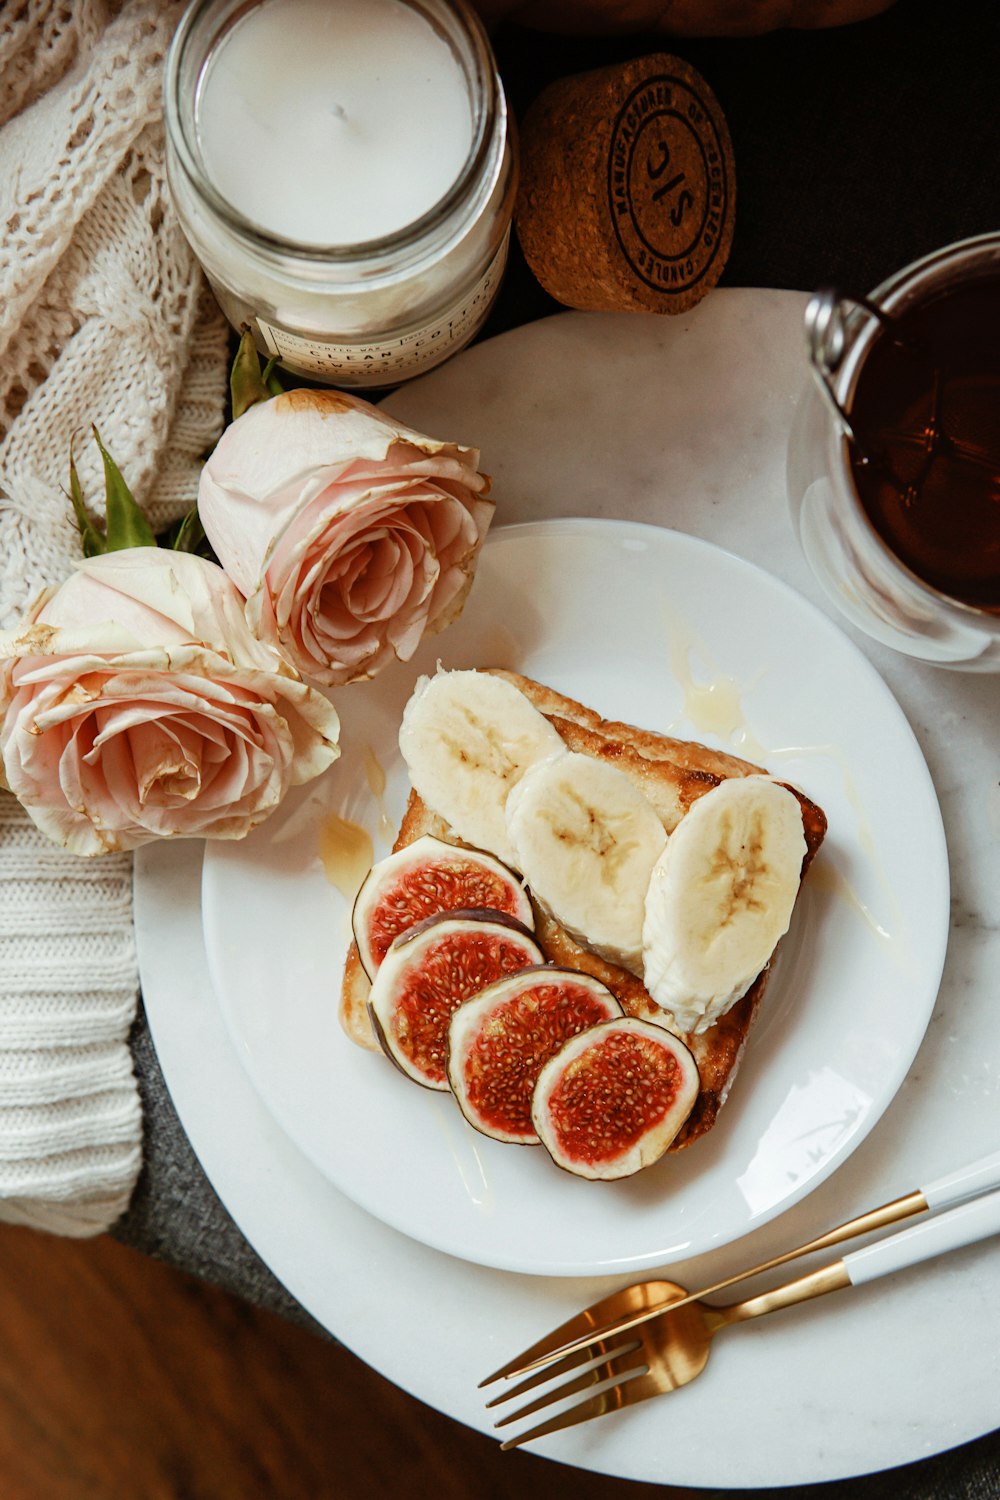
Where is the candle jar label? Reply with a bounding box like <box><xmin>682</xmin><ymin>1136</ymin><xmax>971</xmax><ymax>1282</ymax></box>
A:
<box><xmin>256</xmin><ymin>237</ymin><xmax>509</xmax><ymax>386</ymax></box>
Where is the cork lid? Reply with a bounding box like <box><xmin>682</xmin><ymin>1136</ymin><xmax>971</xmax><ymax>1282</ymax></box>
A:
<box><xmin>516</xmin><ymin>54</ymin><xmax>736</xmax><ymax>315</ymax></box>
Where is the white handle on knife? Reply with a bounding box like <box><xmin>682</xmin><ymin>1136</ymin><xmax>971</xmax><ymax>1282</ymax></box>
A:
<box><xmin>844</xmin><ymin>1186</ymin><xmax>1000</xmax><ymax>1286</ymax></box>
<box><xmin>920</xmin><ymin>1146</ymin><xmax>1000</xmax><ymax>1210</ymax></box>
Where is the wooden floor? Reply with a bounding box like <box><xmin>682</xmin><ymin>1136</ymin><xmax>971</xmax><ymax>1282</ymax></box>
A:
<box><xmin>0</xmin><ymin>1223</ymin><xmax>697</xmax><ymax>1500</ymax></box>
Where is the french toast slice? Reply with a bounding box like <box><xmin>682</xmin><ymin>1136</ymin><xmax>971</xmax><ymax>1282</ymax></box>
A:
<box><xmin>340</xmin><ymin>670</ymin><xmax>826</xmax><ymax>1152</ymax></box>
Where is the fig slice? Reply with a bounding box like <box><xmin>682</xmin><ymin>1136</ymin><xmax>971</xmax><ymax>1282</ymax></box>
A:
<box><xmin>352</xmin><ymin>834</ymin><xmax>532</xmax><ymax>979</ymax></box>
<box><xmin>447</xmin><ymin>968</ymin><xmax>623</xmax><ymax>1145</ymax></box>
<box><xmin>531</xmin><ymin>1017</ymin><xmax>700</xmax><ymax>1181</ymax></box>
<box><xmin>367</xmin><ymin>910</ymin><xmax>543</xmax><ymax>1091</ymax></box>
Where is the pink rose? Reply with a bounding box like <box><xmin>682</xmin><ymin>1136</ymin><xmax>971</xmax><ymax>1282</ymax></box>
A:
<box><xmin>197</xmin><ymin>389</ymin><xmax>494</xmax><ymax>686</ymax></box>
<box><xmin>0</xmin><ymin>549</ymin><xmax>340</xmax><ymax>854</ymax></box>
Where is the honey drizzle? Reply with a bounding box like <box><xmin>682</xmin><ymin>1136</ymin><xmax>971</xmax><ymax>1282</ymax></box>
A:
<box><xmin>661</xmin><ymin>600</ymin><xmax>769</xmax><ymax>760</ymax></box>
<box><xmin>805</xmin><ymin>859</ymin><xmax>893</xmax><ymax>946</ymax></box>
<box><xmin>318</xmin><ymin>812</ymin><xmax>373</xmax><ymax>904</ymax></box>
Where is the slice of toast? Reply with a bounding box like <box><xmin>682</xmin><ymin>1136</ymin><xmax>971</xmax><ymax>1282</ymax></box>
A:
<box><xmin>340</xmin><ymin>670</ymin><xmax>826</xmax><ymax>1152</ymax></box>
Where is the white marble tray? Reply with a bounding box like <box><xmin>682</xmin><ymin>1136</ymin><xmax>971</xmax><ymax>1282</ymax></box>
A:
<box><xmin>135</xmin><ymin>292</ymin><xmax>1000</xmax><ymax>1489</ymax></box>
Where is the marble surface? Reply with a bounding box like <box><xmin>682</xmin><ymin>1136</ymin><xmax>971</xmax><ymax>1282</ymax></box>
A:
<box><xmin>136</xmin><ymin>294</ymin><xmax>1000</xmax><ymax>1490</ymax></box>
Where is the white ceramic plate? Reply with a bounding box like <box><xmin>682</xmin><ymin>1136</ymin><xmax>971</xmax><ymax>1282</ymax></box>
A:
<box><xmin>201</xmin><ymin>516</ymin><xmax>949</xmax><ymax>1277</ymax></box>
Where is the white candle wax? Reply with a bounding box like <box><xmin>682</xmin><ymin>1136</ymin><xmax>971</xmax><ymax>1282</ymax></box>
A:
<box><xmin>166</xmin><ymin>0</ymin><xmax>515</xmax><ymax>384</ymax></box>
<box><xmin>196</xmin><ymin>0</ymin><xmax>474</xmax><ymax>245</ymax></box>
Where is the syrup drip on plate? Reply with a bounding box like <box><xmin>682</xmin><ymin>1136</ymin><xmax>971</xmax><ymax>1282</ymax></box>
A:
<box><xmin>661</xmin><ymin>600</ymin><xmax>768</xmax><ymax>761</ymax></box>
<box><xmin>318</xmin><ymin>812</ymin><xmax>373</xmax><ymax>904</ymax></box>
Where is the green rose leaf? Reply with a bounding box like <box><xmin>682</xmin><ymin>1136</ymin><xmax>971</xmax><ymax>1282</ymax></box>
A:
<box><xmin>68</xmin><ymin>439</ymin><xmax>107</xmax><ymax>557</ymax></box>
<box><xmin>66</xmin><ymin>429</ymin><xmax>202</xmax><ymax>559</ymax></box>
<box><xmin>92</xmin><ymin>427</ymin><xmax>156</xmax><ymax>553</ymax></box>
<box><xmin>169</xmin><ymin>505</ymin><xmax>208</xmax><ymax>555</ymax></box>
<box><xmin>231</xmin><ymin>327</ymin><xmax>283</xmax><ymax>422</ymax></box>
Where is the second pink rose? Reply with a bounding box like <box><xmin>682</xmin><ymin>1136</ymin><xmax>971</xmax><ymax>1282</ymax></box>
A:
<box><xmin>198</xmin><ymin>389</ymin><xmax>494</xmax><ymax>687</ymax></box>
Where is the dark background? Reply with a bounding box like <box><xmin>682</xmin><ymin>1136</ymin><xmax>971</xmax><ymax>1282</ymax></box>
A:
<box><xmin>484</xmin><ymin>0</ymin><xmax>998</xmax><ymax>329</ymax></box>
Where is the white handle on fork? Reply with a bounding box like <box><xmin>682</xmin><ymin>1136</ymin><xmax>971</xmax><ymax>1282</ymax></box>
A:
<box><xmin>844</xmin><ymin>1186</ymin><xmax>1000</xmax><ymax>1286</ymax></box>
<box><xmin>921</xmin><ymin>1146</ymin><xmax>1000</xmax><ymax>1209</ymax></box>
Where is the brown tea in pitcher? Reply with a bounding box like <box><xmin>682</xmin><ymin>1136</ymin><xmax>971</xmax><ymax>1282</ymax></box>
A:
<box><xmin>848</xmin><ymin>277</ymin><xmax>1000</xmax><ymax>611</ymax></box>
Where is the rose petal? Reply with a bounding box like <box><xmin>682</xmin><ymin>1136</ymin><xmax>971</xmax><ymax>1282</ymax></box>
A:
<box><xmin>0</xmin><ymin>552</ymin><xmax>340</xmax><ymax>853</ymax></box>
<box><xmin>197</xmin><ymin>391</ymin><xmax>493</xmax><ymax>686</ymax></box>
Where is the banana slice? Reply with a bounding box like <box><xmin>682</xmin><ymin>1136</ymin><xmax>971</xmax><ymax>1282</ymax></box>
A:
<box><xmin>505</xmin><ymin>751</ymin><xmax>668</xmax><ymax>976</ymax></box>
<box><xmin>642</xmin><ymin>776</ymin><xmax>807</xmax><ymax>1034</ymax></box>
<box><xmin>398</xmin><ymin>669</ymin><xmax>565</xmax><ymax>865</ymax></box>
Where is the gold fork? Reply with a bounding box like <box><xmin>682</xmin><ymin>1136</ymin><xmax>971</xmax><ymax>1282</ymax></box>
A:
<box><xmin>481</xmin><ymin>1146</ymin><xmax>1000</xmax><ymax>1388</ymax></box>
<box><xmin>487</xmin><ymin>1185</ymin><xmax>1000</xmax><ymax>1450</ymax></box>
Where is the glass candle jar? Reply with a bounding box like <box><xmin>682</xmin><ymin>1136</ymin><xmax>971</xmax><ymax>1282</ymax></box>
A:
<box><xmin>164</xmin><ymin>0</ymin><xmax>516</xmax><ymax>387</ymax></box>
<box><xmin>787</xmin><ymin>234</ymin><xmax>1000</xmax><ymax>670</ymax></box>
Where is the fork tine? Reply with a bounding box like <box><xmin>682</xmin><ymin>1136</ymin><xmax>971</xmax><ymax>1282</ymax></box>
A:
<box><xmin>479</xmin><ymin>1303</ymin><xmax>627</xmax><ymax>1387</ymax></box>
<box><xmin>490</xmin><ymin>1293</ymin><xmax>689</xmax><ymax>1386</ymax></box>
<box><xmin>485</xmin><ymin>1344</ymin><xmax>641</xmax><ymax>1410</ymax></box>
<box><xmin>497</xmin><ymin>1365</ymin><xmax>652</xmax><ymax>1451</ymax></box>
<box><xmin>485</xmin><ymin>1350</ymin><xmax>611</xmax><ymax>1404</ymax></box>
<box><xmin>492</xmin><ymin>1342</ymin><xmax>645</xmax><ymax>1429</ymax></box>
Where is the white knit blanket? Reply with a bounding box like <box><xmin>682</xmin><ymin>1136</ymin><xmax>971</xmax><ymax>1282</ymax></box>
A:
<box><xmin>0</xmin><ymin>0</ymin><xmax>229</xmax><ymax>1234</ymax></box>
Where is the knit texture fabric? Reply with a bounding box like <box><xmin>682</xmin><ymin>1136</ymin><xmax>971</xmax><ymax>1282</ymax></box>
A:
<box><xmin>0</xmin><ymin>0</ymin><xmax>229</xmax><ymax>1234</ymax></box>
